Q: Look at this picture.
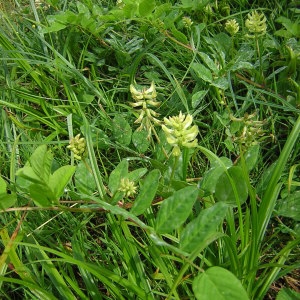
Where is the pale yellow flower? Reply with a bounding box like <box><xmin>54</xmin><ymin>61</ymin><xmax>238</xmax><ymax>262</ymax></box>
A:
<box><xmin>182</xmin><ymin>16</ymin><xmax>193</xmax><ymax>28</ymax></box>
<box><xmin>245</xmin><ymin>10</ymin><xmax>267</xmax><ymax>37</ymax></box>
<box><xmin>130</xmin><ymin>81</ymin><xmax>161</xmax><ymax>139</ymax></box>
<box><xmin>67</xmin><ymin>134</ymin><xmax>86</xmax><ymax>160</ymax></box>
<box><xmin>162</xmin><ymin>111</ymin><xmax>199</xmax><ymax>156</ymax></box>
<box><xmin>225</xmin><ymin>19</ymin><xmax>239</xmax><ymax>36</ymax></box>
<box><xmin>118</xmin><ymin>178</ymin><xmax>137</xmax><ymax>197</ymax></box>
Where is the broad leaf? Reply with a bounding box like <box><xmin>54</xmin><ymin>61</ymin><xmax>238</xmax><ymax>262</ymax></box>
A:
<box><xmin>75</xmin><ymin>161</ymin><xmax>97</xmax><ymax>195</ymax></box>
<box><xmin>49</xmin><ymin>165</ymin><xmax>76</xmax><ymax>200</ymax></box>
<box><xmin>215</xmin><ymin>166</ymin><xmax>248</xmax><ymax>205</ymax></box>
<box><xmin>191</xmin><ymin>63</ymin><xmax>212</xmax><ymax>83</ymax></box>
<box><xmin>277</xmin><ymin>191</ymin><xmax>300</xmax><ymax>221</ymax></box>
<box><xmin>112</xmin><ymin>115</ymin><xmax>132</xmax><ymax>146</ymax></box>
<box><xmin>29</xmin><ymin>184</ymin><xmax>56</xmax><ymax>207</ymax></box>
<box><xmin>192</xmin><ymin>90</ymin><xmax>207</xmax><ymax>109</ymax></box>
<box><xmin>127</xmin><ymin>168</ymin><xmax>148</xmax><ymax>182</ymax></box>
<box><xmin>276</xmin><ymin>287</ymin><xmax>300</xmax><ymax>300</ymax></box>
<box><xmin>131</xmin><ymin>169</ymin><xmax>160</xmax><ymax>216</ymax></box>
<box><xmin>29</xmin><ymin>145</ymin><xmax>53</xmax><ymax>183</ymax></box>
<box><xmin>198</xmin><ymin>52</ymin><xmax>219</xmax><ymax>74</ymax></box>
<box><xmin>199</xmin><ymin>166</ymin><xmax>225</xmax><ymax>196</ymax></box>
<box><xmin>0</xmin><ymin>176</ymin><xmax>6</xmax><ymax>194</ymax></box>
<box><xmin>139</xmin><ymin>0</ymin><xmax>155</xmax><ymax>17</ymax></box>
<box><xmin>155</xmin><ymin>186</ymin><xmax>198</xmax><ymax>234</ymax></box>
<box><xmin>108</xmin><ymin>160</ymin><xmax>128</xmax><ymax>195</ymax></box>
<box><xmin>180</xmin><ymin>202</ymin><xmax>227</xmax><ymax>252</ymax></box>
<box><xmin>238</xmin><ymin>144</ymin><xmax>260</xmax><ymax>171</ymax></box>
<box><xmin>0</xmin><ymin>194</ymin><xmax>17</xmax><ymax>210</ymax></box>
<box><xmin>16</xmin><ymin>165</ymin><xmax>44</xmax><ymax>184</ymax></box>
<box><xmin>193</xmin><ymin>267</ymin><xmax>249</xmax><ymax>300</ymax></box>
<box><xmin>132</xmin><ymin>129</ymin><xmax>150</xmax><ymax>153</ymax></box>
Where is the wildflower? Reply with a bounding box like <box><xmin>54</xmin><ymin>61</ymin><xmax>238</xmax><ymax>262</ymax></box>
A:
<box><xmin>230</xmin><ymin>112</ymin><xmax>267</xmax><ymax>147</ymax></box>
<box><xmin>130</xmin><ymin>81</ymin><xmax>161</xmax><ymax>139</ymax></box>
<box><xmin>182</xmin><ymin>16</ymin><xmax>193</xmax><ymax>29</ymax></box>
<box><xmin>225</xmin><ymin>19</ymin><xmax>239</xmax><ymax>36</ymax></box>
<box><xmin>116</xmin><ymin>0</ymin><xmax>125</xmax><ymax>9</ymax></box>
<box><xmin>67</xmin><ymin>134</ymin><xmax>86</xmax><ymax>160</ymax></box>
<box><xmin>118</xmin><ymin>178</ymin><xmax>137</xmax><ymax>198</ymax></box>
<box><xmin>162</xmin><ymin>111</ymin><xmax>199</xmax><ymax>156</ymax></box>
<box><xmin>245</xmin><ymin>10</ymin><xmax>267</xmax><ymax>37</ymax></box>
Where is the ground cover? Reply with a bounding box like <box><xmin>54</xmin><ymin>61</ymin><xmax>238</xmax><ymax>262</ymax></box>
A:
<box><xmin>0</xmin><ymin>0</ymin><xmax>299</xmax><ymax>299</ymax></box>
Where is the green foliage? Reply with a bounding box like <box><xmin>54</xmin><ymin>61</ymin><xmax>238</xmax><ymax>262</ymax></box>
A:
<box><xmin>155</xmin><ymin>186</ymin><xmax>198</xmax><ymax>233</ymax></box>
<box><xmin>0</xmin><ymin>177</ymin><xmax>17</xmax><ymax>210</ymax></box>
<box><xmin>0</xmin><ymin>0</ymin><xmax>299</xmax><ymax>299</ymax></box>
<box><xmin>16</xmin><ymin>145</ymin><xmax>76</xmax><ymax>206</ymax></box>
<box><xmin>193</xmin><ymin>267</ymin><xmax>249</xmax><ymax>300</ymax></box>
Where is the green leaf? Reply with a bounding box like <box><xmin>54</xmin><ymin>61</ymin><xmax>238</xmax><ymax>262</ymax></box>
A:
<box><xmin>180</xmin><ymin>202</ymin><xmax>227</xmax><ymax>252</ymax></box>
<box><xmin>108</xmin><ymin>160</ymin><xmax>128</xmax><ymax>195</ymax></box>
<box><xmin>29</xmin><ymin>145</ymin><xmax>53</xmax><ymax>183</ymax></box>
<box><xmin>155</xmin><ymin>186</ymin><xmax>198</xmax><ymax>234</ymax></box>
<box><xmin>139</xmin><ymin>0</ymin><xmax>155</xmax><ymax>17</ymax></box>
<box><xmin>191</xmin><ymin>63</ymin><xmax>213</xmax><ymax>83</ymax></box>
<box><xmin>276</xmin><ymin>287</ymin><xmax>300</xmax><ymax>300</ymax></box>
<box><xmin>239</xmin><ymin>144</ymin><xmax>260</xmax><ymax>171</ymax></box>
<box><xmin>49</xmin><ymin>165</ymin><xmax>76</xmax><ymax>200</ymax></box>
<box><xmin>0</xmin><ymin>193</ymin><xmax>17</xmax><ymax>210</ymax></box>
<box><xmin>211</xmin><ymin>156</ymin><xmax>233</xmax><ymax>169</ymax></box>
<box><xmin>198</xmin><ymin>52</ymin><xmax>219</xmax><ymax>74</ymax></box>
<box><xmin>170</xmin><ymin>25</ymin><xmax>188</xmax><ymax>44</ymax></box>
<box><xmin>127</xmin><ymin>168</ymin><xmax>148</xmax><ymax>182</ymax></box>
<box><xmin>211</xmin><ymin>77</ymin><xmax>229</xmax><ymax>90</ymax></box>
<box><xmin>89</xmin><ymin>125</ymin><xmax>110</xmax><ymax>149</ymax></box>
<box><xmin>29</xmin><ymin>184</ymin><xmax>56</xmax><ymax>207</ymax></box>
<box><xmin>256</xmin><ymin>161</ymin><xmax>277</xmax><ymax>196</ymax></box>
<box><xmin>42</xmin><ymin>21</ymin><xmax>67</xmax><ymax>34</ymax></box>
<box><xmin>193</xmin><ymin>267</ymin><xmax>249</xmax><ymax>300</ymax></box>
<box><xmin>112</xmin><ymin>115</ymin><xmax>132</xmax><ymax>146</ymax></box>
<box><xmin>132</xmin><ymin>129</ymin><xmax>150</xmax><ymax>153</ymax></box>
<box><xmin>75</xmin><ymin>160</ymin><xmax>97</xmax><ymax>195</ymax></box>
<box><xmin>76</xmin><ymin>1</ymin><xmax>90</xmax><ymax>15</ymax></box>
<box><xmin>0</xmin><ymin>176</ymin><xmax>6</xmax><ymax>194</ymax></box>
<box><xmin>215</xmin><ymin>166</ymin><xmax>248</xmax><ymax>205</ymax></box>
<box><xmin>277</xmin><ymin>191</ymin><xmax>300</xmax><ymax>221</ymax></box>
<box><xmin>199</xmin><ymin>166</ymin><xmax>225</xmax><ymax>196</ymax></box>
<box><xmin>192</xmin><ymin>90</ymin><xmax>207</xmax><ymax>109</ymax></box>
<box><xmin>131</xmin><ymin>169</ymin><xmax>160</xmax><ymax>216</ymax></box>
<box><xmin>16</xmin><ymin>165</ymin><xmax>44</xmax><ymax>184</ymax></box>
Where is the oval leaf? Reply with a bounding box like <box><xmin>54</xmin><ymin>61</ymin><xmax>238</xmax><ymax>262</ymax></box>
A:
<box><xmin>75</xmin><ymin>160</ymin><xmax>96</xmax><ymax>195</ymax></box>
<box><xmin>112</xmin><ymin>115</ymin><xmax>132</xmax><ymax>146</ymax></box>
<box><xmin>131</xmin><ymin>169</ymin><xmax>160</xmax><ymax>216</ymax></box>
<box><xmin>180</xmin><ymin>202</ymin><xmax>227</xmax><ymax>252</ymax></box>
<box><xmin>277</xmin><ymin>191</ymin><xmax>300</xmax><ymax>221</ymax></box>
<box><xmin>49</xmin><ymin>165</ymin><xmax>76</xmax><ymax>200</ymax></box>
<box><xmin>155</xmin><ymin>186</ymin><xmax>198</xmax><ymax>234</ymax></box>
<box><xmin>193</xmin><ymin>266</ymin><xmax>249</xmax><ymax>300</ymax></box>
<box><xmin>191</xmin><ymin>63</ymin><xmax>212</xmax><ymax>83</ymax></box>
<box><xmin>108</xmin><ymin>160</ymin><xmax>128</xmax><ymax>194</ymax></box>
<box><xmin>215</xmin><ymin>166</ymin><xmax>248</xmax><ymax>205</ymax></box>
<box><xmin>0</xmin><ymin>176</ymin><xmax>7</xmax><ymax>194</ymax></box>
<box><xmin>132</xmin><ymin>129</ymin><xmax>150</xmax><ymax>153</ymax></box>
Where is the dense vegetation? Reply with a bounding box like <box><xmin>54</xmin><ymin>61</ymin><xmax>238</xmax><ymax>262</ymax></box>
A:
<box><xmin>0</xmin><ymin>0</ymin><xmax>299</xmax><ymax>299</ymax></box>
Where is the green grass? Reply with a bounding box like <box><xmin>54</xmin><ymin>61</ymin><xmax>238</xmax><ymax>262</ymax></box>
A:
<box><xmin>0</xmin><ymin>0</ymin><xmax>299</xmax><ymax>299</ymax></box>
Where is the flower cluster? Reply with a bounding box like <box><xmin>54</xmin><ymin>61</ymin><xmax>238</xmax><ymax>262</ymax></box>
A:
<box><xmin>67</xmin><ymin>134</ymin><xmax>86</xmax><ymax>160</ymax></box>
<box><xmin>245</xmin><ymin>10</ymin><xmax>267</xmax><ymax>37</ymax></box>
<box><xmin>230</xmin><ymin>112</ymin><xmax>267</xmax><ymax>147</ymax></box>
<box><xmin>118</xmin><ymin>178</ymin><xmax>137</xmax><ymax>198</ymax></box>
<box><xmin>162</xmin><ymin>111</ymin><xmax>199</xmax><ymax>156</ymax></box>
<box><xmin>225</xmin><ymin>19</ymin><xmax>239</xmax><ymax>36</ymax></box>
<box><xmin>182</xmin><ymin>16</ymin><xmax>193</xmax><ymax>29</ymax></box>
<box><xmin>130</xmin><ymin>81</ymin><xmax>161</xmax><ymax>139</ymax></box>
